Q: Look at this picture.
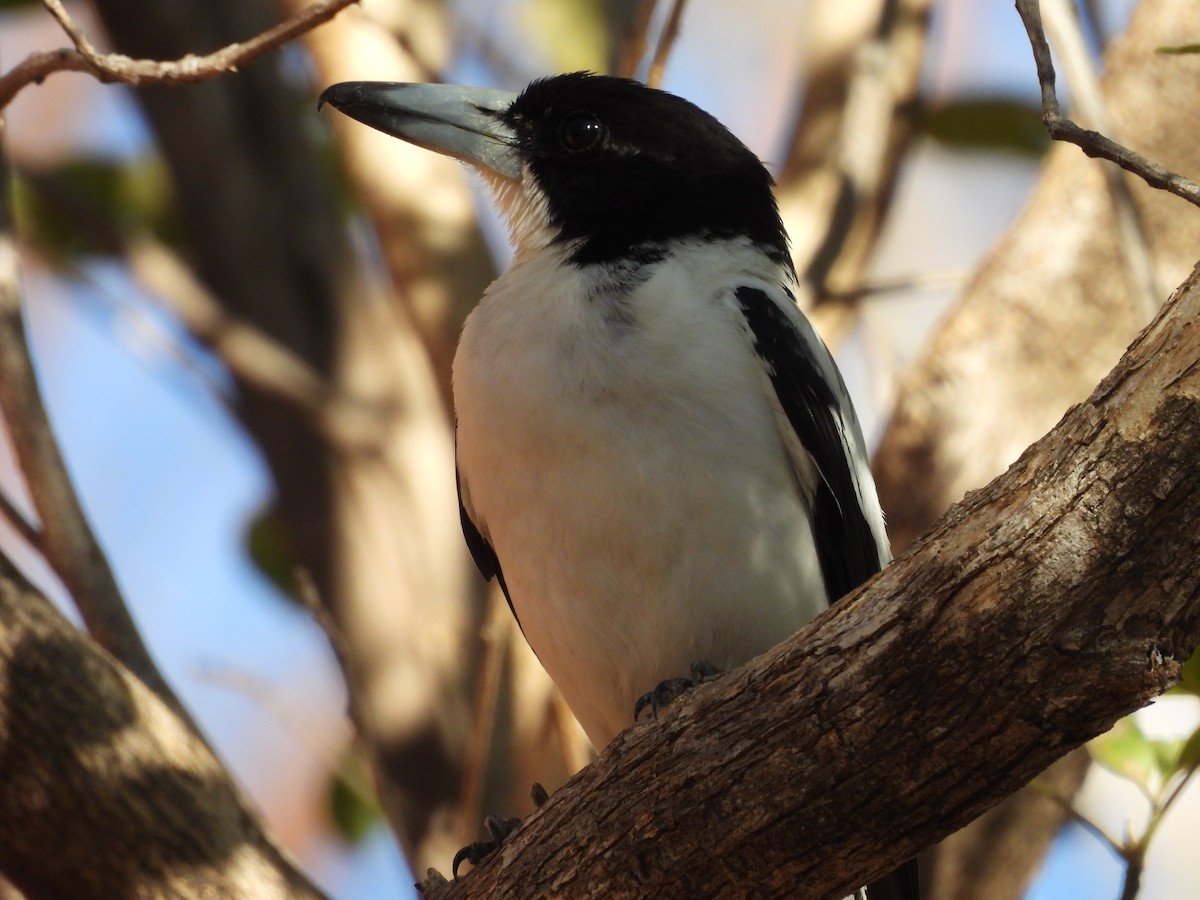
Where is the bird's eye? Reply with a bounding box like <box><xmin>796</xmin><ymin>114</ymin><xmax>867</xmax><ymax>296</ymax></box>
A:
<box><xmin>559</xmin><ymin>112</ymin><xmax>605</xmax><ymax>153</ymax></box>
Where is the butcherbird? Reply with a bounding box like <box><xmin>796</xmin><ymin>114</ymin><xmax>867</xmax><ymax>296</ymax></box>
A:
<box><xmin>320</xmin><ymin>72</ymin><xmax>917</xmax><ymax>900</ymax></box>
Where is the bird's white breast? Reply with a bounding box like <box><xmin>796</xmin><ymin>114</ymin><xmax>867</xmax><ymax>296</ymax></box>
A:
<box><xmin>453</xmin><ymin>240</ymin><xmax>829</xmax><ymax>748</ymax></box>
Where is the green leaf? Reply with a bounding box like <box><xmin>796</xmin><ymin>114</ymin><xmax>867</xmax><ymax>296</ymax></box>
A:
<box><xmin>1157</xmin><ymin>44</ymin><xmax>1200</xmax><ymax>55</ymax></box>
<box><xmin>13</xmin><ymin>155</ymin><xmax>179</xmax><ymax>261</ymax></box>
<box><xmin>326</xmin><ymin>744</ymin><xmax>382</xmax><ymax>845</ymax></box>
<box><xmin>1149</xmin><ymin>737</ymin><xmax>1186</xmax><ymax>779</ymax></box>
<box><xmin>244</xmin><ymin>504</ymin><xmax>298</xmax><ymax>602</ymax></box>
<box><xmin>1089</xmin><ymin>717</ymin><xmax>1158</xmax><ymax>786</ymax></box>
<box><xmin>1178</xmin><ymin>726</ymin><xmax>1200</xmax><ymax>775</ymax></box>
<box><xmin>919</xmin><ymin>98</ymin><xmax>1050</xmax><ymax>157</ymax></box>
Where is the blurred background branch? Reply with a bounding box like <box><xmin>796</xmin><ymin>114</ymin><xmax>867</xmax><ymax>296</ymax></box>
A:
<box><xmin>779</xmin><ymin>0</ymin><xmax>934</xmax><ymax>346</ymax></box>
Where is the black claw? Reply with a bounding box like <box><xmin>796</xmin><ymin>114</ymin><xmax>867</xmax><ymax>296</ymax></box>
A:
<box><xmin>452</xmin><ymin>815</ymin><xmax>522</xmax><ymax>879</ymax></box>
<box><xmin>451</xmin><ymin>843</ymin><xmax>484</xmax><ymax>880</ymax></box>
<box><xmin>633</xmin><ymin>661</ymin><xmax>723</xmax><ymax>723</ymax></box>
<box><xmin>633</xmin><ymin>689</ymin><xmax>655</xmax><ymax>721</ymax></box>
<box><xmin>531</xmin><ymin>782</ymin><xmax>549</xmax><ymax>807</ymax></box>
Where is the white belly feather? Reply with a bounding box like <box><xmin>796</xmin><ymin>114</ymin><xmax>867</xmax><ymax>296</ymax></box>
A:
<box><xmin>453</xmin><ymin>243</ymin><xmax>828</xmax><ymax>748</ymax></box>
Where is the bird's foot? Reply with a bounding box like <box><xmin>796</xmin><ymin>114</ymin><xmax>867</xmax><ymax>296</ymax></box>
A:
<box><xmin>633</xmin><ymin>660</ymin><xmax>722</xmax><ymax>722</ymax></box>
<box><xmin>452</xmin><ymin>815</ymin><xmax>521</xmax><ymax>878</ymax></box>
<box><xmin>450</xmin><ymin>783</ymin><xmax>548</xmax><ymax>879</ymax></box>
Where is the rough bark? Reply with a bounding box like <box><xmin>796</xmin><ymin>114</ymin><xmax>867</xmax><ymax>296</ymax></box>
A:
<box><xmin>424</xmin><ymin>258</ymin><xmax>1200</xmax><ymax>899</ymax></box>
<box><xmin>0</xmin><ymin>552</ymin><xmax>324</xmax><ymax>900</ymax></box>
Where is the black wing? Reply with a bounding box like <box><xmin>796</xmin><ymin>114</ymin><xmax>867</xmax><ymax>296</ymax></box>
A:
<box><xmin>456</xmin><ymin>466</ymin><xmax>519</xmax><ymax>625</ymax></box>
<box><xmin>734</xmin><ymin>285</ymin><xmax>884</xmax><ymax>603</ymax></box>
<box><xmin>737</xmin><ymin>286</ymin><xmax>917</xmax><ymax>900</ymax></box>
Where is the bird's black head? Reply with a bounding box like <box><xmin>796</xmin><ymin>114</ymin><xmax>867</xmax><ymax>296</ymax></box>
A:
<box><xmin>320</xmin><ymin>72</ymin><xmax>791</xmax><ymax>268</ymax></box>
<box><xmin>501</xmin><ymin>73</ymin><xmax>790</xmax><ymax>267</ymax></box>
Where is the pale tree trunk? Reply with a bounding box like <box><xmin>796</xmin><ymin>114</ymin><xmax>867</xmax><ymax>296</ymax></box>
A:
<box><xmin>292</xmin><ymin>0</ymin><xmax>595</xmax><ymax>867</ymax></box>
<box><xmin>875</xmin><ymin>0</ymin><xmax>1200</xmax><ymax>551</ymax></box>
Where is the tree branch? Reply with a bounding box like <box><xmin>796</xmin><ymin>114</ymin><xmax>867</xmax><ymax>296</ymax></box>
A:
<box><xmin>0</xmin><ymin>481</ymin><xmax>40</xmax><ymax>554</ymax></box>
<box><xmin>1016</xmin><ymin>0</ymin><xmax>1200</xmax><ymax>208</ymax></box>
<box><xmin>425</xmin><ymin>257</ymin><xmax>1200</xmax><ymax>898</ymax></box>
<box><xmin>615</xmin><ymin>0</ymin><xmax>658</xmax><ymax>79</ymax></box>
<box><xmin>0</xmin><ymin>550</ymin><xmax>326</xmax><ymax>899</ymax></box>
<box><xmin>644</xmin><ymin>0</ymin><xmax>689</xmax><ymax>89</ymax></box>
<box><xmin>126</xmin><ymin>238</ymin><xmax>392</xmax><ymax>452</ymax></box>
<box><xmin>874</xmin><ymin>0</ymin><xmax>1200</xmax><ymax>568</ymax></box>
<box><xmin>0</xmin><ymin>0</ymin><xmax>359</xmax><ymax>109</ymax></box>
<box><xmin>0</xmin><ymin>123</ymin><xmax>191</xmax><ymax>721</ymax></box>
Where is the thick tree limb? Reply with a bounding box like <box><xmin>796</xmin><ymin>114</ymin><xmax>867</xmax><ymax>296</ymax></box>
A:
<box><xmin>426</xmin><ymin>258</ymin><xmax>1200</xmax><ymax>899</ymax></box>
<box><xmin>0</xmin><ymin>551</ymin><xmax>325</xmax><ymax>900</ymax></box>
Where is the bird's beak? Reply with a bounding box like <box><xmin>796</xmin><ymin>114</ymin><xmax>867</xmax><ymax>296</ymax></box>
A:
<box><xmin>319</xmin><ymin>81</ymin><xmax>521</xmax><ymax>180</ymax></box>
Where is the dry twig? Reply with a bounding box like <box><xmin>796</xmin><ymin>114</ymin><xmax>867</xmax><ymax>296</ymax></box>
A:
<box><xmin>0</xmin><ymin>482</ymin><xmax>40</xmax><ymax>551</ymax></box>
<box><xmin>0</xmin><ymin>0</ymin><xmax>359</xmax><ymax>109</ymax></box>
<box><xmin>1016</xmin><ymin>0</ymin><xmax>1200</xmax><ymax>208</ymax></box>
